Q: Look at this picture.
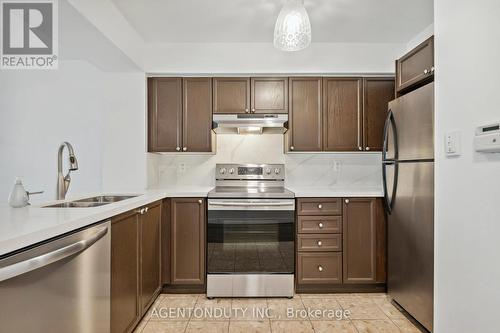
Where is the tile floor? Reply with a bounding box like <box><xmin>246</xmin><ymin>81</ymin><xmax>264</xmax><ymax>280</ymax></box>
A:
<box><xmin>134</xmin><ymin>293</ymin><xmax>422</xmax><ymax>333</ymax></box>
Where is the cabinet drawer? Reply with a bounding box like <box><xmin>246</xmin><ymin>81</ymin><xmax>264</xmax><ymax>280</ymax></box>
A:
<box><xmin>298</xmin><ymin>216</ymin><xmax>342</xmax><ymax>234</ymax></box>
<box><xmin>297</xmin><ymin>234</ymin><xmax>341</xmax><ymax>252</ymax></box>
<box><xmin>297</xmin><ymin>252</ymin><xmax>342</xmax><ymax>284</ymax></box>
<box><xmin>297</xmin><ymin>198</ymin><xmax>342</xmax><ymax>215</ymax></box>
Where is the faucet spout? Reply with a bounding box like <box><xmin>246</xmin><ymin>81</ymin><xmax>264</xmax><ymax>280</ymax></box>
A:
<box><xmin>57</xmin><ymin>142</ymin><xmax>78</xmax><ymax>200</ymax></box>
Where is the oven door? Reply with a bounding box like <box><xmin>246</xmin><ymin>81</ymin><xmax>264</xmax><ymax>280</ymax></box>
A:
<box><xmin>207</xmin><ymin>199</ymin><xmax>295</xmax><ymax>274</ymax></box>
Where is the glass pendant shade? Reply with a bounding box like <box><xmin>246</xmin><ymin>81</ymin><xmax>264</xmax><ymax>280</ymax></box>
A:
<box><xmin>274</xmin><ymin>0</ymin><xmax>312</xmax><ymax>51</ymax></box>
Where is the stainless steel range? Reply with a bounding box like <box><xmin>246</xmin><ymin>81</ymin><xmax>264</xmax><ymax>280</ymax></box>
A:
<box><xmin>207</xmin><ymin>163</ymin><xmax>295</xmax><ymax>298</ymax></box>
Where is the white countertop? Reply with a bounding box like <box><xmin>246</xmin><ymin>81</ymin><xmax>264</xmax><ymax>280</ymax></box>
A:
<box><xmin>0</xmin><ymin>184</ymin><xmax>382</xmax><ymax>257</ymax></box>
<box><xmin>288</xmin><ymin>186</ymin><xmax>384</xmax><ymax>198</ymax></box>
<box><xmin>0</xmin><ymin>187</ymin><xmax>212</xmax><ymax>257</ymax></box>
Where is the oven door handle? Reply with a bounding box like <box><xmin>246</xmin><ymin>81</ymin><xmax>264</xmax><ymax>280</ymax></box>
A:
<box><xmin>209</xmin><ymin>201</ymin><xmax>293</xmax><ymax>207</ymax></box>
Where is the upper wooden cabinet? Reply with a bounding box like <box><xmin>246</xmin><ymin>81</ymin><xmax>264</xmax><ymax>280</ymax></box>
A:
<box><xmin>363</xmin><ymin>78</ymin><xmax>395</xmax><ymax>151</ymax></box>
<box><xmin>213</xmin><ymin>77</ymin><xmax>250</xmax><ymax>114</ymax></box>
<box><xmin>323</xmin><ymin>78</ymin><xmax>363</xmax><ymax>151</ymax></box>
<box><xmin>183</xmin><ymin>78</ymin><xmax>213</xmax><ymax>152</ymax></box>
<box><xmin>170</xmin><ymin>198</ymin><xmax>206</xmax><ymax>285</ymax></box>
<box><xmin>148</xmin><ymin>77</ymin><xmax>214</xmax><ymax>153</ymax></box>
<box><xmin>342</xmin><ymin>198</ymin><xmax>386</xmax><ymax>284</ymax></box>
<box><xmin>251</xmin><ymin>77</ymin><xmax>288</xmax><ymax>113</ymax></box>
<box><xmin>148</xmin><ymin>77</ymin><xmax>182</xmax><ymax>152</ymax></box>
<box><xmin>396</xmin><ymin>36</ymin><xmax>434</xmax><ymax>94</ymax></box>
<box><xmin>287</xmin><ymin>77</ymin><xmax>322</xmax><ymax>151</ymax></box>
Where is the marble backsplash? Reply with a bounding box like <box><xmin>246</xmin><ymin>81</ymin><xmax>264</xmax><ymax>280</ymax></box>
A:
<box><xmin>147</xmin><ymin>134</ymin><xmax>382</xmax><ymax>189</ymax></box>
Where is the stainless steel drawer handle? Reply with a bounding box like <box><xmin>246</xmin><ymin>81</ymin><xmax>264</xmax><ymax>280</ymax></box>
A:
<box><xmin>317</xmin><ymin>240</ymin><xmax>322</xmax><ymax>246</ymax></box>
<box><xmin>209</xmin><ymin>201</ymin><xmax>292</xmax><ymax>207</ymax></box>
<box><xmin>318</xmin><ymin>265</ymin><xmax>323</xmax><ymax>272</ymax></box>
<box><xmin>0</xmin><ymin>226</ymin><xmax>108</xmax><ymax>282</ymax></box>
<box><xmin>318</xmin><ymin>222</ymin><xmax>324</xmax><ymax>228</ymax></box>
<box><xmin>318</xmin><ymin>204</ymin><xmax>322</xmax><ymax>209</ymax></box>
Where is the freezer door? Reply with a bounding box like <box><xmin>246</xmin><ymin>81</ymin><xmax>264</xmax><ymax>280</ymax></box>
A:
<box><xmin>387</xmin><ymin>83</ymin><xmax>434</xmax><ymax>161</ymax></box>
<box><xmin>388</xmin><ymin>161</ymin><xmax>434</xmax><ymax>332</ymax></box>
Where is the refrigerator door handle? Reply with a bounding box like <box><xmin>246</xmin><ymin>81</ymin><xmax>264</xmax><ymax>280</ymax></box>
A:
<box><xmin>382</xmin><ymin>161</ymin><xmax>398</xmax><ymax>214</ymax></box>
<box><xmin>382</xmin><ymin>109</ymin><xmax>399</xmax><ymax>162</ymax></box>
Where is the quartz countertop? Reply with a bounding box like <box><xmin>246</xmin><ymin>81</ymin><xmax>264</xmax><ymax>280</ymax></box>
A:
<box><xmin>287</xmin><ymin>185</ymin><xmax>384</xmax><ymax>198</ymax></box>
<box><xmin>0</xmin><ymin>184</ymin><xmax>383</xmax><ymax>257</ymax></box>
<box><xmin>0</xmin><ymin>187</ymin><xmax>212</xmax><ymax>257</ymax></box>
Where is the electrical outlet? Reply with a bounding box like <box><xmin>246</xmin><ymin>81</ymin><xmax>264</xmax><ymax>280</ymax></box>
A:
<box><xmin>333</xmin><ymin>161</ymin><xmax>341</xmax><ymax>171</ymax></box>
<box><xmin>445</xmin><ymin>130</ymin><xmax>461</xmax><ymax>157</ymax></box>
<box><xmin>178</xmin><ymin>163</ymin><xmax>187</xmax><ymax>173</ymax></box>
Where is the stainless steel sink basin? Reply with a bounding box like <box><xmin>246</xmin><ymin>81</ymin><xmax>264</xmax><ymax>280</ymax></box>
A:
<box><xmin>74</xmin><ymin>195</ymin><xmax>138</xmax><ymax>203</ymax></box>
<box><xmin>43</xmin><ymin>195</ymin><xmax>138</xmax><ymax>208</ymax></box>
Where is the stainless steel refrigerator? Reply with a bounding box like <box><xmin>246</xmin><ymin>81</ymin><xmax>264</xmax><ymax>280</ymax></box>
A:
<box><xmin>383</xmin><ymin>82</ymin><xmax>434</xmax><ymax>332</ymax></box>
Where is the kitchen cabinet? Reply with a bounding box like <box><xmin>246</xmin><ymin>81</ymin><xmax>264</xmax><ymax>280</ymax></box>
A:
<box><xmin>111</xmin><ymin>201</ymin><xmax>162</xmax><ymax>333</ymax></box>
<box><xmin>111</xmin><ymin>211</ymin><xmax>139</xmax><ymax>333</ymax></box>
<box><xmin>323</xmin><ymin>77</ymin><xmax>363</xmax><ymax>151</ymax></box>
<box><xmin>148</xmin><ymin>77</ymin><xmax>182</xmax><ymax>152</ymax></box>
<box><xmin>183</xmin><ymin>77</ymin><xmax>213</xmax><ymax>152</ymax></box>
<box><xmin>251</xmin><ymin>77</ymin><xmax>288</xmax><ymax>114</ymax></box>
<box><xmin>396</xmin><ymin>36</ymin><xmax>434</xmax><ymax>94</ymax></box>
<box><xmin>296</xmin><ymin>197</ymin><xmax>386</xmax><ymax>292</ymax></box>
<box><xmin>170</xmin><ymin>198</ymin><xmax>206</xmax><ymax>285</ymax></box>
<box><xmin>213</xmin><ymin>77</ymin><xmax>250</xmax><ymax>114</ymax></box>
<box><xmin>343</xmin><ymin>198</ymin><xmax>386</xmax><ymax>284</ymax></box>
<box><xmin>363</xmin><ymin>78</ymin><xmax>395</xmax><ymax>151</ymax></box>
<box><xmin>148</xmin><ymin>77</ymin><xmax>214</xmax><ymax>153</ymax></box>
<box><xmin>139</xmin><ymin>202</ymin><xmax>162</xmax><ymax>313</ymax></box>
<box><xmin>287</xmin><ymin>77</ymin><xmax>322</xmax><ymax>151</ymax></box>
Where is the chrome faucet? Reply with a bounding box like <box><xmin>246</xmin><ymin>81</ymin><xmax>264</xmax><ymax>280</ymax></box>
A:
<box><xmin>57</xmin><ymin>142</ymin><xmax>79</xmax><ymax>200</ymax></box>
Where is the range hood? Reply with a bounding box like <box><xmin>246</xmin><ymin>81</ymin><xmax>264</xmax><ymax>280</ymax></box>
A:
<box><xmin>212</xmin><ymin>114</ymin><xmax>288</xmax><ymax>134</ymax></box>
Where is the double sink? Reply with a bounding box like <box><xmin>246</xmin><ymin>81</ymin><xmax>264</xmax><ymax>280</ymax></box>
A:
<box><xmin>44</xmin><ymin>195</ymin><xmax>137</xmax><ymax>208</ymax></box>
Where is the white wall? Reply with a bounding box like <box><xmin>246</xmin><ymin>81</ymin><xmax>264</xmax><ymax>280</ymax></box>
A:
<box><xmin>145</xmin><ymin>42</ymin><xmax>405</xmax><ymax>74</ymax></box>
<box><xmin>149</xmin><ymin>134</ymin><xmax>381</xmax><ymax>190</ymax></box>
<box><xmin>434</xmin><ymin>1</ymin><xmax>500</xmax><ymax>332</ymax></box>
<box><xmin>405</xmin><ymin>23</ymin><xmax>434</xmax><ymax>52</ymax></box>
<box><xmin>0</xmin><ymin>1</ymin><xmax>146</xmax><ymax>202</ymax></box>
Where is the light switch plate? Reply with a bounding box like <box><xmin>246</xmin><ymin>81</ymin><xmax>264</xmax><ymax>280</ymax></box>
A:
<box><xmin>445</xmin><ymin>130</ymin><xmax>461</xmax><ymax>157</ymax></box>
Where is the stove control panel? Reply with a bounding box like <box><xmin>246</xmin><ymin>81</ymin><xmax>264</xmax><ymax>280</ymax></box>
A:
<box><xmin>216</xmin><ymin>164</ymin><xmax>285</xmax><ymax>180</ymax></box>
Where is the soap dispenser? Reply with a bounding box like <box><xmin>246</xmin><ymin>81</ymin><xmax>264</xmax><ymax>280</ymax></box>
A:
<box><xmin>8</xmin><ymin>178</ymin><xmax>29</xmax><ymax>208</ymax></box>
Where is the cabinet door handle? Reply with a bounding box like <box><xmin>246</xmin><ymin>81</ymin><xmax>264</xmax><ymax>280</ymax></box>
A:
<box><xmin>317</xmin><ymin>204</ymin><xmax>322</xmax><ymax>209</ymax></box>
<box><xmin>430</xmin><ymin>66</ymin><xmax>435</xmax><ymax>73</ymax></box>
<box><xmin>144</xmin><ymin>207</ymin><xmax>149</xmax><ymax>213</ymax></box>
<box><xmin>365</xmin><ymin>147</ymin><xmax>370</xmax><ymax>151</ymax></box>
<box><xmin>245</xmin><ymin>108</ymin><xmax>249</xmax><ymax>113</ymax></box>
<box><xmin>176</xmin><ymin>147</ymin><xmax>181</xmax><ymax>151</ymax></box>
<box><xmin>358</xmin><ymin>147</ymin><xmax>363</xmax><ymax>151</ymax></box>
<box><xmin>198</xmin><ymin>199</ymin><xmax>203</xmax><ymax>204</ymax></box>
<box><xmin>318</xmin><ymin>222</ymin><xmax>324</xmax><ymax>229</ymax></box>
<box><xmin>136</xmin><ymin>208</ymin><xmax>145</xmax><ymax>215</ymax></box>
<box><xmin>251</xmin><ymin>108</ymin><xmax>256</xmax><ymax>113</ymax></box>
<box><xmin>345</xmin><ymin>199</ymin><xmax>350</xmax><ymax>204</ymax></box>
<box><xmin>424</xmin><ymin>69</ymin><xmax>429</xmax><ymax>74</ymax></box>
<box><xmin>290</xmin><ymin>146</ymin><xmax>295</xmax><ymax>151</ymax></box>
<box><xmin>318</xmin><ymin>265</ymin><xmax>323</xmax><ymax>272</ymax></box>
<box><xmin>317</xmin><ymin>240</ymin><xmax>322</xmax><ymax>247</ymax></box>
<box><xmin>183</xmin><ymin>147</ymin><xmax>187</xmax><ymax>151</ymax></box>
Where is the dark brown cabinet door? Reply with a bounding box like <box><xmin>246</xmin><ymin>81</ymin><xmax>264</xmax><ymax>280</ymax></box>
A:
<box><xmin>183</xmin><ymin>78</ymin><xmax>213</xmax><ymax>152</ymax></box>
<box><xmin>140</xmin><ymin>202</ymin><xmax>162</xmax><ymax>313</ymax></box>
<box><xmin>111</xmin><ymin>212</ymin><xmax>139</xmax><ymax>333</ymax></box>
<box><xmin>148</xmin><ymin>77</ymin><xmax>182</xmax><ymax>152</ymax></box>
<box><xmin>363</xmin><ymin>78</ymin><xmax>395</xmax><ymax>151</ymax></box>
<box><xmin>171</xmin><ymin>198</ymin><xmax>206</xmax><ymax>285</ymax></box>
<box><xmin>323</xmin><ymin>78</ymin><xmax>363</xmax><ymax>151</ymax></box>
<box><xmin>288</xmin><ymin>77</ymin><xmax>322</xmax><ymax>151</ymax></box>
<box><xmin>343</xmin><ymin>198</ymin><xmax>386</xmax><ymax>284</ymax></box>
<box><xmin>251</xmin><ymin>77</ymin><xmax>288</xmax><ymax>113</ymax></box>
<box><xmin>396</xmin><ymin>36</ymin><xmax>434</xmax><ymax>93</ymax></box>
<box><xmin>213</xmin><ymin>77</ymin><xmax>250</xmax><ymax>114</ymax></box>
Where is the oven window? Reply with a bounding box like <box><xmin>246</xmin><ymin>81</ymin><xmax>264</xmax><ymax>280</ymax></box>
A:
<box><xmin>207</xmin><ymin>210</ymin><xmax>294</xmax><ymax>274</ymax></box>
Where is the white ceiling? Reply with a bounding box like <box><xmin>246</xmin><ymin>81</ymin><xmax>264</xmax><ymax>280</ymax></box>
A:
<box><xmin>111</xmin><ymin>0</ymin><xmax>433</xmax><ymax>44</ymax></box>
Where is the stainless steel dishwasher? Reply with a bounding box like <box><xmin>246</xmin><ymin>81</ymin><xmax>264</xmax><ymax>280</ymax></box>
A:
<box><xmin>0</xmin><ymin>220</ymin><xmax>111</xmax><ymax>333</ymax></box>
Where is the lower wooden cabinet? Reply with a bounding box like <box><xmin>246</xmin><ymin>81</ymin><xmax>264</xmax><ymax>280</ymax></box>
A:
<box><xmin>343</xmin><ymin>198</ymin><xmax>386</xmax><ymax>284</ymax></box>
<box><xmin>296</xmin><ymin>197</ymin><xmax>386</xmax><ymax>292</ymax></box>
<box><xmin>111</xmin><ymin>201</ymin><xmax>162</xmax><ymax>333</ymax></box>
<box><xmin>170</xmin><ymin>198</ymin><xmax>206</xmax><ymax>286</ymax></box>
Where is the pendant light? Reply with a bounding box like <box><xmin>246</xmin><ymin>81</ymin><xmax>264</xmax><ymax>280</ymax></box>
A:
<box><xmin>274</xmin><ymin>0</ymin><xmax>312</xmax><ymax>51</ymax></box>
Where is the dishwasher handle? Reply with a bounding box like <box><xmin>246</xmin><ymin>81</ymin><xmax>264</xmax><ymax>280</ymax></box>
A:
<box><xmin>0</xmin><ymin>225</ymin><xmax>108</xmax><ymax>283</ymax></box>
